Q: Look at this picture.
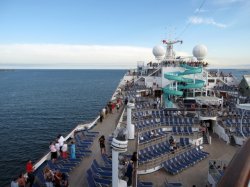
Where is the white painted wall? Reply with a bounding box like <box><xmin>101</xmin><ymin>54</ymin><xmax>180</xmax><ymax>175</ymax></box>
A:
<box><xmin>234</xmin><ymin>136</ymin><xmax>246</xmax><ymax>146</ymax></box>
<box><xmin>145</xmin><ymin>76</ymin><xmax>162</xmax><ymax>88</ymax></box>
<box><xmin>213</xmin><ymin>124</ymin><xmax>229</xmax><ymax>144</ymax></box>
<box><xmin>190</xmin><ymin>137</ymin><xmax>203</xmax><ymax>146</ymax></box>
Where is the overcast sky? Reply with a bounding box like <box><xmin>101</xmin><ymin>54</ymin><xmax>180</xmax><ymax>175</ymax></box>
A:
<box><xmin>0</xmin><ymin>0</ymin><xmax>249</xmax><ymax>69</ymax></box>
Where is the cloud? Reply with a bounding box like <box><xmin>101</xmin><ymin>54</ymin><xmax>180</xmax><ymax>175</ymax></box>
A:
<box><xmin>0</xmin><ymin>44</ymin><xmax>155</xmax><ymax>69</ymax></box>
<box><xmin>1</xmin><ymin>44</ymin><xmax>248</xmax><ymax>69</ymax></box>
<box><xmin>194</xmin><ymin>8</ymin><xmax>208</xmax><ymax>13</ymax></box>
<box><xmin>207</xmin><ymin>56</ymin><xmax>250</xmax><ymax>69</ymax></box>
<box><xmin>188</xmin><ymin>16</ymin><xmax>227</xmax><ymax>28</ymax></box>
<box><xmin>213</xmin><ymin>0</ymin><xmax>246</xmax><ymax>4</ymax></box>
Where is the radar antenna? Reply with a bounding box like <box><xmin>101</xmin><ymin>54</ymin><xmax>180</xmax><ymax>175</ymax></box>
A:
<box><xmin>162</xmin><ymin>39</ymin><xmax>183</xmax><ymax>59</ymax></box>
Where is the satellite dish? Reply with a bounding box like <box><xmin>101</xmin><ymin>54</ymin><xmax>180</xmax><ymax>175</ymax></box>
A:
<box><xmin>193</xmin><ymin>44</ymin><xmax>207</xmax><ymax>61</ymax></box>
<box><xmin>152</xmin><ymin>45</ymin><xmax>165</xmax><ymax>60</ymax></box>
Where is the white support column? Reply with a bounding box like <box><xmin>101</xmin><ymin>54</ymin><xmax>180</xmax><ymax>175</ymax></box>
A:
<box><xmin>127</xmin><ymin>103</ymin><xmax>135</xmax><ymax>139</ymax></box>
<box><xmin>111</xmin><ymin>135</ymin><xmax>128</xmax><ymax>187</ymax></box>
<box><xmin>221</xmin><ymin>96</ymin><xmax>223</xmax><ymax>109</ymax></box>
<box><xmin>193</xmin><ymin>74</ymin><xmax>196</xmax><ymax>97</ymax></box>
<box><xmin>206</xmin><ymin>71</ymin><xmax>208</xmax><ymax>96</ymax></box>
<box><xmin>112</xmin><ymin>149</ymin><xmax>119</xmax><ymax>187</ymax></box>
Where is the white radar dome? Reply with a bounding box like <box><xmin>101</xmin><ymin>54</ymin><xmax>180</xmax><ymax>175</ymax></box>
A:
<box><xmin>191</xmin><ymin>56</ymin><xmax>197</xmax><ymax>62</ymax></box>
<box><xmin>152</xmin><ymin>45</ymin><xmax>165</xmax><ymax>60</ymax></box>
<box><xmin>192</xmin><ymin>44</ymin><xmax>207</xmax><ymax>61</ymax></box>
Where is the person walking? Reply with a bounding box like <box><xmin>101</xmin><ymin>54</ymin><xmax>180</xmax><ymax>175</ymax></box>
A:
<box><xmin>99</xmin><ymin>135</ymin><xmax>106</xmax><ymax>154</ymax></box>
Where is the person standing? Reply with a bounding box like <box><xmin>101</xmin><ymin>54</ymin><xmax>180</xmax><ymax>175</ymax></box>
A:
<box><xmin>125</xmin><ymin>97</ymin><xmax>128</xmax><ymax>105</ymax></box>
<box><xmin>10</xmin><ymin>177</ymin><xmax>19</xmax><ymax>187</ymax></box>
<box><xmin>55</xmin><ymin>140</ymin><xmax>60</xmax><ymax>157</ymax></box>
<box><xmin>116</xmin><ymin>103</ymin><xmax>120</xmax><ymax>112</ymax></box>
<box><xmin>60</xmin><ymin>173</ymin><xmax>69</xmax><ymax>187</ymax></box>
<box><xmin>49</xmin><ymin>142</ymin><xmax>57</xmax><ymax>163</ymax></box>
<box><xmin>26</xmin><ymin>160</ymin><xmax>35</xmax><ymax>187</ymax></box>
<box><xmin>105</xmin><ymin>106</ymin><xmax>108</xmax><ymax>115</ymax></box>
<box><xmin>131</xmin><ymin>152</ymin><xmax>138</xmax><ymax>168</ymax></box>
<box><xmin>99</xmin><ymin>135</ymin><xmax>106</xmax><ymax>154</ymax></box>
<box><xmin>125</xmin><ymin>160</ymin><xmax>133</xmax><ymax>187</ymax></box>
<box><xmin>58</xmin><ymin>134</ymin><xmax>65</xmax><ymax>152</ymax></box>
<box><xmin>70</xmin><ymin>141</ymin><xmax>76</xmax><ymax>159</ymax></box>
<box><xmin>61</xmin><ymin>143</ymin><xmax>68</xmax><ymax>159</ymax></box>
<box><xmin>17</xmin><ymin>173</ymin><xmax>26</xmax><ymax>187</ymax></box>
<box><xmin>43</xmin><ymin>167</ymin><xmax>54</xmax><ymax>187</ymax></box>
<box><xmin>54</xmin><ymin>170</ymin><xmax>62</xmax><ymax>187</ymax></box>
<box><xmin>100</xmin><ymin>111</ymin><xmax>103</xmax><ymax>122</ymax></box>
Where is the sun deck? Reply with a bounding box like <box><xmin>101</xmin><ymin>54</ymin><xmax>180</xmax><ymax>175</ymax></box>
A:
<box><xmin>138</xmin><ymin>133</ymin><xmax>238</xmax><ymax>186</ymax></box>
<box><xmin>69</xmin><ymin>106</ymin><xmax>124</xmax><ymax>186</ymax></box>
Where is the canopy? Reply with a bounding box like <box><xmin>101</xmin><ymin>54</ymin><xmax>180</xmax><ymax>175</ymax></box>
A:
<box><xmin>195</xmin><ymin>96</ymin><xmax>222</xmax><ymax>106</ymax></box>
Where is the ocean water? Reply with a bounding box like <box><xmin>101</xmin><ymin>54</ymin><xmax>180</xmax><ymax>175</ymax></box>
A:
<box><xmin>0</xmin><ymin>69</ymin><xmax>126</xmax><ymax>186</ymax></box>
<box><xmin>209</xmin><ymin>69</ymin><xmax>250</xmax><ymax>80</ymax></box>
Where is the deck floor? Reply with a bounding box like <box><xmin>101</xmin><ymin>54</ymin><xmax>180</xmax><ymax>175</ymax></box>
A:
<box><xmin>69</xmin><ymin>108</ymin><xmax>123</xmax><ymax>187</ymax></box>
<box><xmin>69</xmin><ymin>106</ymin><xmax>239</xmax><ymax>187</ymax></box>
<box><xmin>138</xmin><ymin>133</ymin><xmax>239</xmax><ymax>187</ymax></box>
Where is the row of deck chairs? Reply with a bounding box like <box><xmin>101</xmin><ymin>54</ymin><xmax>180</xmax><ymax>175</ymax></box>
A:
<box><xmin>135</xmin><ymin>118</ymin><xmax>197</xmax><ymax>131</ymax></box>
<box><xmin>179</xmin><ymin>138</ymin><xmax>191</xmax><ymax>147</ymax></box>
<box><xmin>126</xmin><ymin>84</ymin><xmax>146</xmax><ymax>91</ymax></box>
<box><xmin>87</xmin><ymin>158</ymin><xmax>153</xmax><ymax>187</ymax></box>
<box><xmin>224</xmin><ymin>118</ymin><xmax>250</xmax><ymax>127</ymax></box>
<box><xmin>134</xmin><ymin>115</ymin><xmax>197</xmax><ymax>126</ymax></box>
<box><xmin>226</xmin><ymin>108</ymin><xmax>250</xmax><ymax>116</ymax></box>
<box><xmin>134</xmin><ymin>109</ymin><xmax>197</xmax><ymax>119</ymax></box>
<box><xmin>87</xmin><ymin>159</ymin><xmax>112</xmax><ymax>187</ymax></box>
<box><xmin>138</xmin><ymin>142</ymin><xmax>172</xmax><ymax>164</ymax></box>
<box><xmin>165</xmin><ymin>182</ymin><xmax>183</xmax><ymax>187</ymax></box>
<box><xmin>133</xmin><ymin>110</ymin><xmax>164</xmax><ymax>118</ymax></box>
<box><xmin>34</xmin><ymin>130</ymin><xmax>99</xmax><ymax>186</ymax></box>
<box><xmin>163</xmin><ymin>147</ymin><xmax>209</xmax><ymax>175</ymax></box>
<box><xmin>235</xmin><ymin>127</ymin><xmax>250</xmax><ymax>137</ymax></box>
<box><xmin>139</xmin><ymin>128</ymin><xmax>168</xmax><ymax>144</ymax></box>
<box><xmin>135</xmin><ymin>102</ymin><xmax>152</xmax><ymax>110</ymax></box>
<box><xmin>172</xmin><ymin>126</ymin><xmax>193</xmax><ymax>135</ymax></box>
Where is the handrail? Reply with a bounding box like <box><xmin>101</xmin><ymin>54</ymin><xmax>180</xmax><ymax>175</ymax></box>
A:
<box><xmin>217</xmin><ymin>138</ymin><xmax>250</xmax><ymax>187</ymax></box>
<box><xmin>138</xmin><ymin>144</ymin><xmax>197</xmax><ymax>171</ymax></box>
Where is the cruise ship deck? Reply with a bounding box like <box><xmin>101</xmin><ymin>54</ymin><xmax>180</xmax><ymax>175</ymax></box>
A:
<box><xmin>69</xmin><ymin>106</ymin><xmax>125</xmax><ymax>186</ymax></box>
<box><xmin>67</xmin><ymin>88</ymin><xmax>239</xmax><ymax>186</ymax></box>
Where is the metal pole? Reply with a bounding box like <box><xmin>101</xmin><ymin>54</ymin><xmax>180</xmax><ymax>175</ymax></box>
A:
<box><xmin>132</xmin><ymin>132</ymin><xmax>139</xmax><ymax>187</ymax></box>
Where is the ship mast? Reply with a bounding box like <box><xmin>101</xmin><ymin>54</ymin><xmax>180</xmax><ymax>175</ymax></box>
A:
<box><xmin>162</xmin><ymin>39</ymin><xmax>183</xmax><ymax>59</ymax></box>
